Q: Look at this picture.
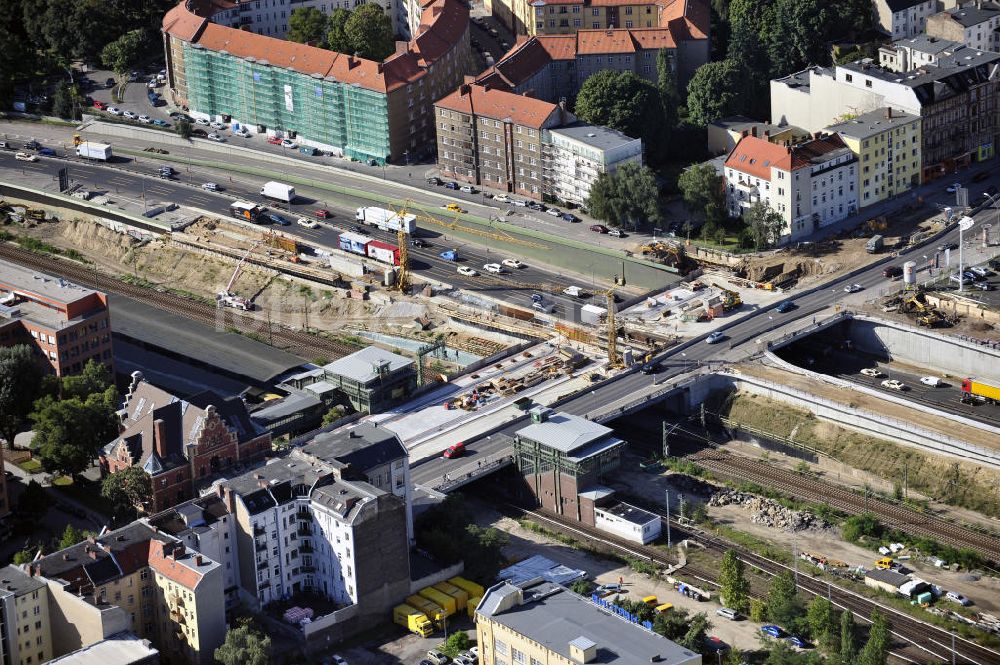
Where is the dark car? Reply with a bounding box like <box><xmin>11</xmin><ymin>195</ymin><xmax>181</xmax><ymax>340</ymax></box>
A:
<box><xmin>191</xmin><ymin>128</ymin><xmax>208</xmax><ymax>137</ymax></box>
<box><xmin>268</xmin><ymin>213</ymin><xmax>290</xmax><ymax>226</ymax></box>
<box><xmin>937</xmin><ymin>241</ymin><xmax>958</xmax><ymax>252</ymax></box>
<box><xmin>527</xmin><ymin>201</ymin><xmax>545</xmax><ymax>211</ymax></box>
<box><xmin>352</xmin><ymin>225</ymin><xmax>370</xmax><ymax>235</ymax></box>
<box><xmin>427</xmin><ymin>176</ymin><xmax>443</xmax><ymax>186</ymax></box>
<box><xmin>105</xmin><ymin>77</ymin><xmax>115</xmax><ymax>87</ymax></box>
<box><xmin>561</xmin><ymin>213</ymin><xmax>578</xmax><ymax>222</ymax></box>
<box><xmin>883</xmin><ymin>265</ymin><xmax>903</xmax><ymax>279</ymax></box>
<box><xmin>589</xmin><ymin>224</ymin><xmax>609</xmax><ymax>233</ymax></box>
<box><xmin>444</xmin><ymin>181</ymin><xmax>459</xmax><ymax>190</ymax></box>
<box><xmin>37</xmin><ymin>147</ymin><xmax>55</xmax><ymax>156</ymax></box>
<box><xmin>411</xmin><ymin>238</ymin><xmax>429</xmax><ymax>248</ymax></box>
<box><xmin>640</xmin><ymin>361</ymin><xmax>660</xmax><ymax>375</ymax></box>
<box><xmin>775</xmin><ymin>301</ymin><xmax>796</xmax><ymax>313</ymax></box>
<box><xmin>24</xmin><ymin>140</ymin><xmax>41</xmax><ymax>150</ymax></box>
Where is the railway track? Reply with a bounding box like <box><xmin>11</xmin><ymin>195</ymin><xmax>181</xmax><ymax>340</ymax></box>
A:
<box><xmin>689</xmin><ymin>450</ymin><xmax>1000</xmax><ymax>563</ymax></box>
<box><xmin>511</xmin><ymin>503</ymin><xmax>1000</xmax><ymax>665</ymax></box>
<box><xmin>0</xmin><ymin>243</ymin><xmax>356</xmax><ymax>360</ymax></box>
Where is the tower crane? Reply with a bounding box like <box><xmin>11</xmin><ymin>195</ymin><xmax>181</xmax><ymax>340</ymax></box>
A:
<box><xmin>604</xmin><ymin>288</ymin><xmax>622</xmax><ymax>369</ymax></box>
<box><xmin>392</xmin><ymin>203</ymin><xmax>412</xmax><ymax>293</ymax></box>
<box><xmin>217</xmin><ymin>238</ymin><xmax>265</xmax><ymax>310</ymax></box>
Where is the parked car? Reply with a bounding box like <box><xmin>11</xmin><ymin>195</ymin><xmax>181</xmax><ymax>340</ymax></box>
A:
<box><xmin>460</xmin><ymin>185</ymin><xmax>476</xmax><ymax>193</ymax></box>
<box><xmin>595</xmin><ymin>583</ymin><xmax>622</xmax><ymax>596</ymax></box>
<box><xmin>92</xmin><ymin>100</ymin><xmax>107</xmax><ymax>110</ymax></box>
<box><xmin>973</xmin><ymin>281</ymin><xmax>991</xmax><ymax>291</ymax></box>
<box><xmin>608</xmin><ymin>228</ymin><xmax>626</xmax><ymax>237</ymax></box>
<box><xmin>207</xmin><ymin>133</ymin><xmax>226</xmax><ymax>142</ymax></box>
<box><xmin>492</xmin><ymin>193</ymin><xmax>510</xmax><ymax>202</ymax></box>
<box><xmin>589</xmin><ymin>224</ymin><xmax>608</xmax><ymax>233</ymax></box>
<box><xmin>527</xmin><ymin>201</ymin><xmax>545</xmax><ymax>211</ymax></box>
<box><xmin>137</xmin><ymin>114</ymin><xmax>152</xmax><ymax>124</ymax></box>
<box><xmin>411</xmin><ymin>238</ymin><xmax>429</xmax><ymax>248</ymax></box>
<box><xmin>194</xmin><ymin>117</ymin><xmax>211</xmax><ymax>126</ymax></box>
<box><xmin>105</xmin><ymin>77</ymin><xmax>116</xmax><ymax>87</ymax></box>
<box><xmin>946</xmin><ymin>591</ymin><xmax>972</xmax><ymax>606</ymax></box>
<box><xmin>443</xmin><ymin>442</ymin><xmax>466</xmax><ymax>458</ymax></box>
<box><xmin>546</xmin><ymin>207</ymin><xmax>562</xmax><ymax>217</ymax></box>
<box><xmin>860</xmin><ymin>368</ymin><xmax>883</xmax><ymax>377</ymax></box>
<box><xmin>297</xmin><ymin>218</ymin><xmax>318</xmax><ymax>228</ymax></box>
<box><xmin>106</xmin><ymin>106</ymin><xmax>123</xmax><ymax>116</ymax></box>
<box><xmin>152</xmin><ymin>119</ymin><xmax>171</xmax><ymax>127</ymax></box>
<box><xmin>704</xmin><ymin>637</ymin><xmax>730</xmax><ymax>654</ymax></box>
<box><xmin>443</xmin><ymin>203</ymin><xmax>465</xmax><ymax>213</ymax></box>
<box><xmin>844</xmin><ymin>283</ymin><xmax>863</xmax><ymax>293</ymax></box>
<box><xmin>427</xmin><ymin>176</ymin><xmax>443</xmax><ymax>185</ymax></box>
<box><xmin>970</xmin><ymin>266</ymin><xmax>992</xmax><ymax>278</ymax></box>
<box><xmin>881</xmin><ymin>379</ymin><xmax>906</xmax><ymax>391</ymax></box>
<box><xmin>561</xmin><ymin>213</ymin><xmax>578</xmax><ymax>222</ymax></box>
<box><xmin>946</xmin><ymin>182</ymin><xmax>960</xmax><ymax>193</ymax></box>
<box><xmin>280</xmin><ymin>138</ymin><xmax>298</xmax><ymax>149</ymax></box>
<box><xmin>266</xmin><ymin>135</ymin><xmax>283</xmax><ymax>145</ymax></box>
<box><xmin>122</xmin><ymin>110</ymin><xmax>138</xmax><ymax>119</ymax></box>
<box><xmin>37</xmin><ymin>148</ymin><xmax>54</xmax><ymax>156</ymax></box>
<box><xmin>444</xmin><ymin>181</ymin><xmax>459</xmax><ymax>190</ymax></box>
<box><xmin>775</xmin><ymin>301</ymin><xmax>796</xmax><ymax>313</ymax></box>
<box><xmin>706</xmin><ymin>331</ymin><xmax>725</xmax><ymax>344</ymax></box>
<box><xmin>209</xmin><ymin>121</ymin><xmax>228</xmax><ymax>130</ymax></box>
<box><xmin>938</xmin><ymin>241</ymin><xmax>958</xmax><ymax>252</ymax></box>
<box><xmin>761</xmin><ymin>625</ymin><xmax>784</xmax><ymax>639</ymax></box>
<box><xmin>267</xmin><ymin>213</ymin><xmax>291</xmax><ymax>226</ymax></box>
<box><xmin>159</xmin><ymin>166</ymin><xmax>175</xmax><ymax>176</ymax></box>
<box><xmin>786</xmin><ymin>636</ymin><xmax>809</xmax><ymax>649</ymax></box>
<box><xmin>501</xmin><ymin>259</ymin><xmax>524</xmax><ymax>269</ymax></box>
<box><xmin>425</xmin><ymin>650</ymin><xmax>450</xmax><ymax>665</ymax></box>
<box><xmin>457</xmin><ymin>266</ymin><xmax>478</xmax><ymax>277</ymax></box>
<box><xmin>232</xmin><ymin>127</ymin><xmax>251</xmax><ymax>138</ymax></box>
<box><xmin>512</xmin><ymin>198</ymin><xmax>527</xmax><ymax>207</ymax></box>
<box><xmin>14</xmin><ymin>152</ymin><xmax>38</xmax><ymax>162</ymax></box>
<box><xmin>715</xmin><ymin>607</ymin><xmax>739</xmax><ymax>621</ymax></box>
<box><xmin>201</xmin><ymin>182</ymin><xmax>221</xmax><ymax>192</ymax></box>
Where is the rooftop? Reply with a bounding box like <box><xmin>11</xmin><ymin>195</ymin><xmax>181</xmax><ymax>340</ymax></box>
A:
<box><xmin>725</xmin><ymin>133</ymin><xmax>852</xmax><ymax>179</ymax></box>
<box><xmin>436</xmin><ymin>83</ymin><xmax>562</xmax><ymax>129</ymax></box>
<box><xmin>825</xmin><ymin>107</ymin><xmax>920</xmax><ymax>139</ymax></box>
<box><xmin>145</xmin><ymin>493</ymin><xmax>232</xmax><ymax>538</ymax></box>
<box><xmin>516</xmin><ymin>412</ymin><xmax>618</xmax><ymax>455</ymax></box>
<box><xmin>885</xmin><ymin>0</ymin><xmax>934</xmax><ymax>11</ymax></box>
<box><xmin>601</xmin><ymin>502</ymin><xmax>659</xmax><ymax>525</ymax></box>
<box><xmin>548</xmin><ymin>122</ymin><xmax>640</xmax><ymax>152</ymax></box>
<box><xmin>839</xmin><ymin>50</ymin><xmax>1000</xmax><ymax>89</ymax></box>
<box><xmin>295</xmin><ymin>421</ymin><xmax>407</xmax><ymax>473</ymax></box>
<box><xmin>478</xmin><ymin>580</ymin><xmax>700</xmax><ymax>665</ymax></box>
<box><xmin>322</xmin><ymin>346</ymin><xmax>413</xmax><ymax>385</ymax></box>
<box><xmin>865</xmin><ymin>568</ymin><xmax>909</xmax><ymax>587</ymax></box>
<box><xmin>0</xmin><ymin>260</ymin><xmax>96</xmax><ymax>306</ymax></box>
<box><xmin>888</xmin><ymin>34</ymin><xmax>965</xmax><ymax>56</ymax></box>
<box><xmin>0</xmin><ymin>565</ymin><xmax>46</xmax><ymax>597</ymax></box>
<box><xmin>44</xmin><ymin>632</ymin><xmax>158</xmax><ymax>665</ymax></box>
<box><xmin>938</xmin><ymin>1</ymin><xmax>1000</xmax><ymax>27</ymax></box>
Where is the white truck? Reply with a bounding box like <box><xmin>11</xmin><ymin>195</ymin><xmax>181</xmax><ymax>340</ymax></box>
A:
<box><xmin>76</xmin><ymin>142</ymin><xmax>112</xmax><ymax>161</ymax></box>
<box><xmin>355</xmin><ymin>206</ymin><xmax>417</xmax><ymax>234</ymax></box>
<box><xmin>260</xmin><ymin>181</ymin><xmax>296</xmax><ymax>202</ymax></box>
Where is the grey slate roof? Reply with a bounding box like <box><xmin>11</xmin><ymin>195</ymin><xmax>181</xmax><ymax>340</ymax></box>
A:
<box><xmin>942</xmin><ymin>2</ymin><xmax>1000</xmax><ymax>27</ymax></box>
<box><xmin>477</xmin><ymin>581</ymin><xmax>700</xmax><ymax>665</ymax></box>
<box><xmin>296</xmin><ymin>422</ymin><xmax>406</xmax><ymax>473</ymax></box>
<box><xmin>548</xmin><ymin>123</ymin><xmax>640</xmax><ymax>153</ymax></box>
<box><xmin>865</xmin><ymin>568</ymin><xmax>909</xmax><ymax>587</ymax></box>
<box><xmin>322</xmin><ymin>346</ymin><xmax>413</xmax><ymax>385</ymax></box>
<box><xmin>516</xmin><ymin>412</ymin><xmax>617</xmax><ymax>455</ymax></box>
<box><xmin>885</xmin><ymin>0</ymin><xmax>933</xmax><ymax>11</ymax></box>
<box><xmin>0</xmin><ymin>565</ymin><xmax>46</xmax><ymax>596</ymax></box>
<box><xmin>825</xmin><ymin>107</ymin><xmax>920</xmax><ymax>139</ymax></box>
<box><xmin>601</xmin><ymin>502</ymin><xmax>659</xmax><ymax>526</ymax></box>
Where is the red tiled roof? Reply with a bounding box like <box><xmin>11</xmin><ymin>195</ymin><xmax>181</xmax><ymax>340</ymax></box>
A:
<box><xmin>148</xmin><ymin>541</ymin><xmax>207</xmax><ymax>589</ymax></box>
<box><xmin>629</xmin><ymin>27</ymin><xmax>678</xmax><ymax>49</ymax></box>
<box><xmin>163</xmin><ymin>0</ymin><xmax>468</xmax><ymax>94</ymax></box>
<box><xmin>725</xmin><ymin>136</ymin><xmax>795</xmax><ymax>180</ymax></box>
<box><xmin>435</xmin><ymin>84</ymin><xmax>560</xmax><ymax>128</ymax></box>
<box><xmin>576</xmin><ymin>30</ymin><xmax>638</xmax><ymax>55</ymax></box>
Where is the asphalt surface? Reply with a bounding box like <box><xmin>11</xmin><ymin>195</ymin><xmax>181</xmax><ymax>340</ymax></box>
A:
<box><xmin>0</xmin><ymin>148</ymin><xmax>613</xmax><ymax>317</ymax></box>
<box><xmin>412</xmin><ymin>194</ymin><xmax>1000</xmax><ymax>485</ymax></box>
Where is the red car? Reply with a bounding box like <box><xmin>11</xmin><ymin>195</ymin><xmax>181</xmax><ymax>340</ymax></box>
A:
<box><xmin>314</xmin><ymin>209</ymin><xmax>331</xmax><ymax>219</ymax></box>
<box><xmin>443</xmin><ymin>442</ymin><xmax>466</xmax><ymax>459</ymax></box>
<box><xmin>92</xmin><ymin>100</ymin><xmax>107</xmax><ymax>110</ymax></box>
<box><xmin>266</xmin><ymin>136</ymin><xmax>283</xmax><ymax>145</ymax></box>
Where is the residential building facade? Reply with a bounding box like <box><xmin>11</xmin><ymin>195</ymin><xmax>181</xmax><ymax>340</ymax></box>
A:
<box><xmin>724</xmin><ymin>132</ymin><xmax>858</xmax><ymax>242</ymax></box>
<box><xmin>770</xmin><ymin>52</ymin><xmax>1000</xmax><ymax>180</ymax></box>
<box><xmin>100</xmin><ymin>375</ymin><xmax>271</xmax><ymax>513</ymax></box>
<box><xmin>0</xmin><ymin>566</ymin><xmax>52</xmax><ymax>665</ymax></box>
<box><xmin>878</xmin><ymin>35</ymin><xmax>966</xmax><ymax>72</ymax></box>
<box><xmin>0</xmin><ymin>261</ymin><xmax>113</xmax><ymax>377</ymax></box>
<box><xmin>476</xmin><ymin>579</ymin><xmax>702</xmax><ymax>665</ymax></box>
<box><xmin>162</xmin><ymin>0</ymin><xmax>471</xmax><ymax>163</ymax></box>
<box><xmin>202</xmin><ymin>0</ymin><xmax>422</xmax><ymax>41</ymax></box>
<box><xmin>873</xmin><ymin>0</ymin><xmax>940</xmax><ymax>38</ymax></box>
<box><xmin>545</xmin><ymin>123</ymin><xmax>643</xmax><ymax>206</ymax></box>
<box><xmin>926</xmin><ymin>1</ymin><xmax>1000</xmax><ymax>51</ymax></box>
<box><xmin>825</xmin><ymin>107</ymin><xmax>922</xmax><ymax>208</ymax></box>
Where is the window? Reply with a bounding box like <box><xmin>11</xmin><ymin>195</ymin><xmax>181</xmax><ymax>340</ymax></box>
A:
<box><xmin>625</xmin><ymin>20</ymin><xmax>632</xmax><ymax>27</ymax></box>
<box><xmin>495</xmin><ymin>640</ymin><xmax>509</xmax><ymax>656</ymax></box>
<box><xmin>592</xmin><ymin>21</ymin><xmax>599</xmax><ymax>27</ymax></box>
<box><xmin>512</xmin><ymin>648</ymin><xmax>525</xmax><ymax>664</ymax></box>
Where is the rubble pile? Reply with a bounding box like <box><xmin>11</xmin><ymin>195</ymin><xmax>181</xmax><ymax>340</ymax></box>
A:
<box><xmin>709</xmin><ymin>490</ymin><xmax>830</xmax><ymax>532</ymax></box>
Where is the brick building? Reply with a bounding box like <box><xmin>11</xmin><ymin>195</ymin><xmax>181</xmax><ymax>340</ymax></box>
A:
<box><xmin>101</xmin><ymin>374</ymin><xmax>271</xmax><ymax>513</ymax></box>
<box><xmin>0</xmin><ymin>260</ymin><xmax>112</xmax><ymax>377</ymax></box>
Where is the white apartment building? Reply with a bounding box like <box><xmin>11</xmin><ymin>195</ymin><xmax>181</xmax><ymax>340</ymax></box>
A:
<box><xmin>724</xmin><ymin>132</ymin><xmax>858</xmax><ymax>242</ymax></box>
<box><xmin>926</xmin><ymin>1</ymin><xmax>1000</xmax><ymax>51</ymax></box>
<box><xmin>878</xmin><ymin>35</ymin><xmax>966</xmax><ymax>71</ymax></box>
<box><xmin>874</xmin><ymin>0</ymin><xmax>941</xmax><ymax>38</ymax></box>
<box><xmin>544</xmin><ymin>123</ymin><xmax>643</xmax><ymax>206</ymax></box>
<box><xmin>208</xmin><ymin>0</ymin><xmax>416</xmax><ymax>41</ymax></box>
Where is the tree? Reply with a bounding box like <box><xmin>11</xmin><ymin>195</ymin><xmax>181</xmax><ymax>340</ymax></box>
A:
<box><xmin>677</xmin><ymin>162</ymin><xmax>724</xmax><ymax>222</ymax></box>
<box><xmin>214</xmin><ymin>619</ymin><xmax>271</xmax><ymax>665</ymax></box>
<box><xmin>574</xmin><ymin>70</ymin><xmax>665</xmax><ymax>156</ymax></box>
<box><xmin>681</xmin><ymin>612</ymin><xmax>711</xmax><ymax>653</ymax></box>
<box><xmin>326</xmin><ymin>8</ymin><xmax>352</xmax><ymax>52</ymax></box>
<box><xmin>61</xmin><ymin>359</ymin><xmax>113</xmax><ymax>401</ymax></box>
<box><xmin>343</xmin><ymin>3</ymin><xmax>395</xmax><ymax>61</ymax></box>
<box><xmin>18</xmin><ymin>480</ymin><xmax>51</xmax><ymax>519</ymax></box>
<box><xmin>805</xmin><ymin>596</ymin><xmax>837</xmax><ymax>649</ymax></box>
<box><xmin>585</xmin><ymin>162</ymin><xmax>661</xmax><ymax>230</ymax></box>
<box><xmin>443</xmin><ymin>631</ymin><xmax>471</xmax><ymax>658</ymax></box>
<box><xmin>55</xmin><ymin>523</ymin><xmax>93</xmax><ymax>550</ymax></box>
<box><xmin>842</xmin><ymin>512</ymin><xmax>883</xmax><ymax>543</ymax></box>
<box><xmin>857</xmin><ymin>610</ymin><xmax>889</xmax><ymax>665</ymax></box>
<box><xmin>50</xmin><ymin>81</ymin><xmax>80</xmax><ymax>119</ymax></box>
<box><xmin>176</xmin><ymin>119</ymin><xmax>192</xmax><ymax>140</ymax></box>
<box><xmin>321</xmin><ymin>405</ymin><xmax>347</xmax><ymax>426</ymax></box>
<box><xmin>653</xmin><ymin>605</ymin><xmax>692</xmax><ymax>641</ymax></box>
<box><xmin>0</xmin><ymin>345</ymin><xmax>42</xmax><ymax>448</ymax></box>
<box><xmin>656</xmin><ymin>48</ymin><xmax>679</xmax><ymax>133</ymax></box>
<box><xmin>719</xmin><ymin>549</ymin><xmax>751</xmax><ymax>614</ymax></box>
<box><xmin>839</xmin><ymin>608</ymin><xmax>856</xmax><ymax>664</ymax></box>
<box><xmin>100</xmin><ymin>29</ymin><xmax>147</xmax><ymax>79</ymax></box>
<box><xmin>749</xmin><ymin>598</ymin><xmax>767</xmax><ymax>623</ymax></box>
<box><xmin>686</xmin><ymin>60</ymin><xmax>747</xmax><ymax>126</ymax></box>
<box><xmin>766</xmin><ymin>571</ymin><xmax>801</xmax><ymax>627</ymax></box>
<box><xmin>745</xmin><ymin>201</ymin><xmax>785</xmax><ymax>250</ymax></box>
<box><xmin>102</xmin><ymin>465</ymin><xmax>152</xmax><ymax>516</ymax></box>
<box><xmin>13</xmin><ymin>548</ymin><xmax>36</xmax><ymax>565</ymax></box>
<box><xmin>31</xmin><ymin>381</ymin><xmax>118</xmax><ymax>479</ymax></box>
<box><xmin>286</xmin><ymin>7</ymin><xmax>329</xmax><ymax>45</ymax></box>
<box><xmin>570</xmin><ymin>579</ymin><xmax>595</xmax><ymax>595</ymax></box>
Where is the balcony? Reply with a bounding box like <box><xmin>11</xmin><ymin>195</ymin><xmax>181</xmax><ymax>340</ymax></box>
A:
<box><xmin>297</xmin><ymin>527</ymin><xmax>312</xmax><ymax>537</ymax></box>
<box><xmin>300</xmin><ymin>542</ymin><xmax>314</xmax><ymax>554</ymax></box>
<box><xmin>255</xmin><ymin>541</ymin><xmax>267</xmax><ymax>552</ymax></box>
<box><xmin>296</xmin><ymin>509</ymin><xmax>311</xmax><ymax>521</ymax></box>
<box><xmin>170</xmin><ymin>610</ymin><xmax>186</xmax><ymax>625</ymax></box>
<box><xmin>257</xmin><ymin>561</ymin><xmax>268</xmax><ymax>571</ymax></box>
<box><xmin>300</xmin><ymin>565</ymin><xmax>316</xmax><ymax>573</ymax></box>
<box><xmin>253</xmin><ymin>526</ymin><xmax>265</xmax><ymax>536</ymax></box>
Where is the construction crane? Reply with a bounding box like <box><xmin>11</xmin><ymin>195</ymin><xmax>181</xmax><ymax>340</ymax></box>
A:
<box><xmin>396</xmin><ymin>227</ymin><xmax>410</xmax><ymax>292</ymax></box>
<box><xmin>217</xmin><ymin>238</ymin><xmax>265</xmax><ymax>310</ymax></box>
<box><xmin>604</xmin><ymin>289</ymin><xmax>622</xmax><ymax>369</ymax></box>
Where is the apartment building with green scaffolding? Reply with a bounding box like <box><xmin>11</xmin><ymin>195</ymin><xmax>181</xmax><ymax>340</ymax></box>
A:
<box><xmin>162</xmin><ymin>0</ymin><xmax>471</xmax><ymax>164</ymax></box>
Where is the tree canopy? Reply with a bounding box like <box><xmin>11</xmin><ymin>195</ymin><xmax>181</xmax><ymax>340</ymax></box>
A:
<box><xmin>56</xmin><ymin>524</ymin><xmax>94</xmax><ymax>550</ymax></box>
<box><xmin>857</xmin><ymin>610</ymin><xmax>889</xmax><ymax>665</ymax></box>
<box><xmin>287</xmin><ymin>7</ymin><xmax>330</xmax><ymax>45</ymax></box>
<box><xmin>585</xmin><ymin>162</ymin><xmax>661</xmax><ymax>230</ymax></box>
<box><xmin>344</xmin><ymin>3</ymin><xmax>395</xmax><ymax>61</ymax></box>
<box><xmin>215</xmin><ymin>620</ymin><xmax>271</xmax><ymax>665</ymax></box>
<box><xmin>101</xmin><ymin>29</ymin><xmax>148</xmax><ymax>78</ymax></box>
<box><xmin>574</xmin><ymin>70</ymin><xmax>665</xmax><ymax>155</ymax></box>
<box><xmin>415</xmin><ymin>494</ymin><xmax>509</xmax><ymax>583</ymax></box>
<box><xmin>745</xmin><ymin>201</ymin><xmax>786</xmax><ymax>249</ymax></box>
<box><xmin>765</xmin><ymin>571</ymin><xmax>802</xmax><ymax>628</ymax></box>
<box><xmin>326</xmin><ymin>8</ymin><xmax>352</xmax><ymax>53</ymax></box>
<box><xmin>677</xmin><ymin>162</ymin><xmax>725</xmax><ymax>222</ymax></box>
<box><xmin>719</xmin><ymin>549</ymin><xmax>751</xmax><ymax>614</ymax></box>
<box><xmin>686</xmin><ymin>60</ymin><xmax>746</xmax><ymax>126</ymax></box>
<box><xmin>102</xmin><ymin>465</ymin><xmax>152</xmax><ymax>517</ymax></box>
<box><xmin>0</xmin><ymin>345</ymin><xmax>42</xmax><ymax>447</ymax></box>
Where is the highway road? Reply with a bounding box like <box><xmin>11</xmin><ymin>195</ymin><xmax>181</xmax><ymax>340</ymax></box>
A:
<box><xmin>412</xmin><ymin>194</ymin><xmax>1000</xmax><ymax>485</ymax></box>
<box><xmin>0</xmin><ymin>149</ymin><xmax>621</xmax><ymax>317</ymax></box>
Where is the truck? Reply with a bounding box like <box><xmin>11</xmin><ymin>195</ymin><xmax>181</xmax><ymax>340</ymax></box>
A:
<box><xmin>366</xmin><ymin>239</ymin><xmax>400</xmax><ymax>266</ymax></box>
<box><xmin>961</xmin><ymin>377</ymin><xmax>1000</xmax><ymax>405</ymax></box>
<box><xmin>260</xmin><ymin>181</ymin><xmax>296</xmax><ymax>202</ymax></box>
<box><xmin>866</xmin><ymin>235</ymin><xmax>884</xmax><ymax>254</ymax></box>
<box><xmin>230</xmin><ymin>201</ymin><xmax>266</xmax><ymax>224</ymax></box>
<box><xmin>448</xmin><ymin>577</ymin><xmax>484</xmax><ymax>618</ymax></box>
<box><xmin>355</xmin><ymin>206</ymin><xmax>417</xmax><ymax>234</ymax></box>
<box><xmin>407</xmin><ymin>595</ymin><xmax>446</xmax><ymax>627</ymax></box>
<box><xmin>434</xmin><ymin>581</ymin><xmax>469</xmax><ymax>610</ymax></box>
<box><xmin>393</xmin><ymin>604</ymin><xmax>433</xmax><ymax>637</ymax></box>
<box><xmin>419</xmin><ymin>586</ymin><xmax>457</xmax><ymax>617</ymax></box>
<box><xmin>339</xmin><ymin>231</ymin><xmax>371</xmax><ymax>257</ymax></box>
<box><xmin>76</xmin><ymin>142</ymin><xmax>112</xmax><ymax>161</ymax></box>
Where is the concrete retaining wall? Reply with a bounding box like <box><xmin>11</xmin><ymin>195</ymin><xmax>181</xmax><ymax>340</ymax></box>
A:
<box><xmin>846</xmin><ymin>315</ymin><xmax>1000</xmax><ymax>383</ymax></box>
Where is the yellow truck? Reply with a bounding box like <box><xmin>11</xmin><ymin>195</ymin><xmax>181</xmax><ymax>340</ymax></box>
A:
<box><xmin>875</xmin><ymin>557</ymin><xmax>893</xmax><ymax>570</ymax></box>
<box><xmin>643</xmin><ymin>595</ymin><xmax>659</xmax><ymax>607</ymax></box>
<box><xmin>419</xmin><ymin>586</ymin><xmax>458</xmax><ymax>616</ymax></box>
<box><xmin>449</xmin><ymin>577</ymin><xmax>485</xmax><ymax>598</ymax></box>
<box><xmin>393</xmin><ymin>604</ymin><xmax>433</xmax><ymax>637</ymax></box>
<box><xmin>407</xmin><ymin>595</ymin><xmax>446</xmax><ymax>628</ymax></box>
<box><xmin>434</xmin><ymin>581</ymin><xmax>469</xmax><ymax>609</ymax></box>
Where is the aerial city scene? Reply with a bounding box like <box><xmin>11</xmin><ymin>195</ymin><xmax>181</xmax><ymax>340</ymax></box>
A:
<box><xmin>0</xmin><ymin>0</ymin><xmax>998</xmax><ymax>663</ymax></box>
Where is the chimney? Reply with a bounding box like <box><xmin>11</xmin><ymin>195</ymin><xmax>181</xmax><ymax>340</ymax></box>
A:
<box><xmin>558</xmin><ymin>98</ymin><xmax>568</xmax><ymax>125</ymax></box>
<box><xmin>223</xmin><ymin>485</ymin><xmax>236</xmax><ymax>514</ymax></box>
<box><xmin>751</xmin><ymin>126</ymin><xmax>758</xmax><ymax>137</ymax></box>
<box><xmin>764</xmin><ymin>130</ymin><xmax>771</xmax><ymax>139</ymax></box>
<box><xmin>195</xmin><ymin>555</ymin><xmax>204</xmax><ymax>566</ymax></box>
<box><xmin>153</xmin><ymin>418</ymin><xmax>169</xmax><ymax>459</ymax></box>
<box><xmin>377</xmin><ymin>62</ymin><xmax>384</xmax><ymax>74</ymax></box>
<box><xmin>88</xmin><ymin>550</ymin><xmax>98</xmax><ymax>560</ymax></box>
<box><xmin>741</xmin><ymin>129</ymin><xmax>749</xmax><ymax>137</ymax></box>
<box><xmin>885</xmin><ymin>107</ymin><xmax>892</xmax><ymax>119</ymax></box>
<box><xmin>459</xmin><ymin>83</ymin><xmax>470</xmax><ymax>96</ymax></box>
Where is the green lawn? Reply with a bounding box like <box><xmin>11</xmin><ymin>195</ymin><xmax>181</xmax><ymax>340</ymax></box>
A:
<box><xmin>51</xmin><ymin>476</ymin><xmax>73</xmax><ymax>487</ymax></box>
<box><xmin>17</xmin><ymin>458</ymin><xmax>42</xmax><ymax>473</ymax></box>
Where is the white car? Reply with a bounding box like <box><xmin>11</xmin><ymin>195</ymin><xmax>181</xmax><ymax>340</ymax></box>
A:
<box><xmin>546</xmin><ymin>207</ymin><xmax>562</xmax><ymax>217</ymax></box>
<box><xmin>920</xmin><ymin>376</ymin><xmax>942</xmax><ymax>387</ymax></box>
<box><xmin>209</xmin><ymin>121</ymin><xmax>227</xmax><ymax>130</ymax></box>
<box><xmin>844</xmin><ymin>283</ymin><xmax>863</xmax><ymax>293</ymax></box>
<box><xmin>206</xmin><ymin>133</ymin><xmax>226</xmax><ymax>142</ymax></box>
<box><xmin>194</xmin><ymin>117</ymin><xmax>211</xmax><ymax>126</ymax></box>
<box><xmin>492</xmin><ymin>194</ymin><xmax>509</xmax><ymax>203</ymax></box>
<box><xmin>297</xmin><ymin>218</ymin><xmax>318</xmax><ymax>228</ymax></box>
<box><xmin>457</xmin><ymin>266</ymin><xmax>479</xmax><ymax>277</ymax></box>
<box><xmin>137</xmin><ymin>114</ymin><xmax>152</xmax><ymax>124</ymax></box>
<box><xmin>946</xmin><ymin>183</ymin><xmax>960</xmax><ymax>193</ymax></box>
<box><xmin>14</xmin><ymin>152</ymin><xmax>38</xmax><ymax>162</ymax></box>
<box><xmin>106</xmin><ymin>106</ymin><xmax>123</xmax><ymax>116</ymax></box>
<box><xmin>502</xmin><ymin>258</ymin><xmax>524</xmax><ymax>269</ymax></box>
<box><xmin>147</xmin><ymin>80</ymin><xmax>157</xmax><ymax>89</ymax></box>
<box><xmin>860</xmin><ymin>368</ymin><xmax>883</xmax><ymax>377</ymax></box>
<box><xmin>232</xmin><ymin>128</ymin><xmax>251</xmax><ymax>138</ymax></box>
<box><xmin>706</xmin><ymin>331</ymin><xmax>725</xmax><ymax>344</ymax></box>
<box><xmin>881</xmin><ymin>379</ymin><xmax>906</xmax><ymax>391</ymax></box>
<box><xmin>970</xmin><ymin>266</ymin><xmax>991</xmax><ymax>278</ymax></box>
<box><xmin>483</xmin><ymin>263</ymin><xmax>504</xmax><ymax>274</ymax></box>
<box><xmin>512</xmin><ymin>198</ymin><xmax>527</xmax><ymax>207</ymax></box>
<box><xmin>122</xmin><ymin>110</ymin><xmax>138</xmax><ymax>119</ymax></box>
<box><xmin>280</xmin><ymin>139</ymin><xmax>298</xmax><ymax>149</ymax></box>
<box><xmin>460</xmin><ymin>185</ymin><xmax>476</xmax><ymax>193</ymax></box>
<box><xmin>201</xmin><ymin>182</ymin><xmax>221</xmax><ymax>191</ymax></box>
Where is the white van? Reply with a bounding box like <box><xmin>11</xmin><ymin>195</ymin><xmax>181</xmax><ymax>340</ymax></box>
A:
<box><xmin>716</xmin><ymin>607</ymin><xmax>739</xmax><ymax>621</ymax></box>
